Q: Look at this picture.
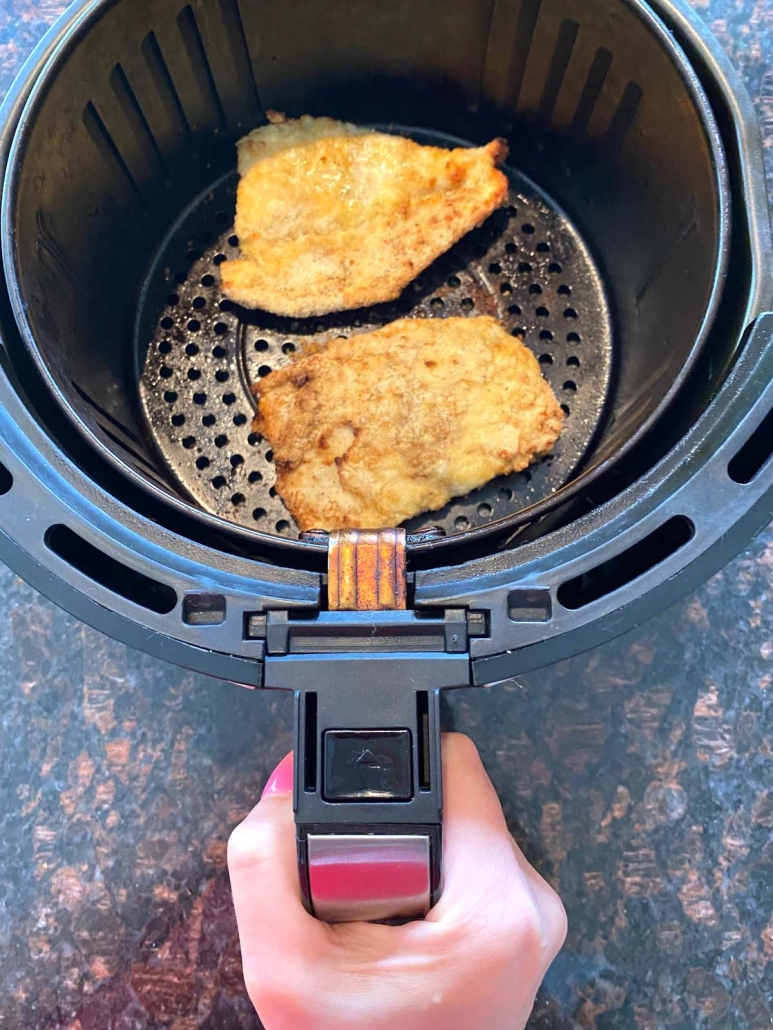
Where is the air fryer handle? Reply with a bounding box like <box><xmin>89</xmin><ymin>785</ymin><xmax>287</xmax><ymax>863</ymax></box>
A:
<box><xmin>264</xmin><ymin>530</ymin><xmax>464</xmax><ymax>923</ymax></box>
<box><xmin>292</xmin><ymin>675</ymin><xmax>445</xmax><ymax>923</ymax></box>
<box><xmin>264</xmin><ymin>647</ymin><xmax>470</xmax><ymax>923</ymax></box>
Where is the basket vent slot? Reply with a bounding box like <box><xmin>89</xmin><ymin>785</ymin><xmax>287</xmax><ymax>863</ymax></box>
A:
<box><xmin>141</xmin><ymin>31</ymin><xmax>193</xmax><ymax>141</ymax></box>
<box><xmin>540</xmin><ymin>19</ymin><xmax>579</xmax><ymax>123</ymax></box>
<box><xmin>45</xmin><ymin>524</ymin><xmax>177</xmax><ymax>614</ymax></box>
<box><xmin>510</xmin><ymin>0</ymin><xmax>542</xmax><ymax>110</ymax></box>
<box><xmin>728</xmin><ymin>407</ymin><xmax>773</xmax><ymax>485</ymax></box>
<box><xmin>83</xmin><ymin>101</ymin><xmax>146</xmax><ymax>208</ymax></box>
<box><xmin>109</xmin><ymin>63</ymin><xmax>167</xmax><ymax>175</ymax></box>
<box><xmin>605</xmin><ymin>81</ymin><xmax>643</xmax><ymax>147</ymax></box>
<box><xmin>570</xmin><ymin>47</ymin><xmax>612</xmax><ymax>135</ymax></box>
<box><xmin>216</xmin><ymin>0</ymin><xmax>263</xmax><ymax>116</ymax></box>
<box><xmin>177</xmin><ymin>4</ymin><xmax>226</xmax><ymax>130</ymax></box>
<box><xmin>557</xmin><ymin>516</ymin><xmax>694</xmax><ymax>610</ymax></box>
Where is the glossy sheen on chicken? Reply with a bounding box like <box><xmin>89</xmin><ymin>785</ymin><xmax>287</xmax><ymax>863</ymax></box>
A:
<box><xmin>221</xmin><ymin>113</ymin><xmax>509</xmax><ymax>317</ymax></box>
<box><xmin>253</xmin><ymin>317</ymin><xmax>563</xmax><ymax>531</ymax></box>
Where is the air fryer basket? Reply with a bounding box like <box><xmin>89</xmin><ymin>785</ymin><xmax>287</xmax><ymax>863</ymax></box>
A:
<box><xmin>3</xmin><ymin>0</ymin><xmax>729</xmax><ymax>562</ymax></box>
<box><xmin>137</xmin><ymin>152</ymin><xmax>617</xmax><ymax>541</ymax></box>
<box><xmin>0</xmin><ymin>0</ymin><xmax>768</xmax><ymax>686</ymax></box>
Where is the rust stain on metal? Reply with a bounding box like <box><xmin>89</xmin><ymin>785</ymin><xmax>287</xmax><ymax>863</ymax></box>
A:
<box><xmin>328</xmin><ymin>529</ymin><xmax>407</xmax><ymax>611</ymax></box>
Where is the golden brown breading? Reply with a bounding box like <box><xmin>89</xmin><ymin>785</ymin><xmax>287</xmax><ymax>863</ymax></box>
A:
<box><xmin>253</xmin><ymin>316</ymin><xmax>563</xmax><ymax>530</ymax></box>
<box><xmin>221</xmin><ymin>113</ymin><xmax>509</xmax><ymax>317</ymax></box>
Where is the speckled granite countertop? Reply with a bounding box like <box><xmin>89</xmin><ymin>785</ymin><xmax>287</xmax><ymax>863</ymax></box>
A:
<box><xmin>0</xmin><ymin>1</ymin><xmax>772</xmax><ymax>1028</ymax></box>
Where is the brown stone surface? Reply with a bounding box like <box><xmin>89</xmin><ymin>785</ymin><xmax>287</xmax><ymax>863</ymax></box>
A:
<box><xmin>0</xmin><ymin>1</ymin><xmax>772</xmax><ymax>1028</ymax></box>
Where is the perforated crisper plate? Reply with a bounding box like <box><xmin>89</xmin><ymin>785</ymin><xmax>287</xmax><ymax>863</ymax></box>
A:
<box><xmin>138</xmin><ymin>134</ymin><xmax>613</xmax><ymax>541</ymax></box>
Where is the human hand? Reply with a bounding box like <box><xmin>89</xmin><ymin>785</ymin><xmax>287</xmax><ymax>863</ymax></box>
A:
<box><xmin>228</xmin><ymin>733</ymin><xmax>567</xmax><ymax>1030</ymax></box>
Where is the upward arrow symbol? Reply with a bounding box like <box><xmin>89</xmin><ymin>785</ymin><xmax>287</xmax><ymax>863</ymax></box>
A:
<box><xmin>355</xmin><ymin>749</ymin><xmax>380</xmax><ymax>766</ymax></box>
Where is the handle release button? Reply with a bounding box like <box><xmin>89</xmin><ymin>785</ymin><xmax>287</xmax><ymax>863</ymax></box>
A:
<box><xmin>323</xmin><ymin>729</ymin><xmax>412</xmax><ymax>801</ymax></box>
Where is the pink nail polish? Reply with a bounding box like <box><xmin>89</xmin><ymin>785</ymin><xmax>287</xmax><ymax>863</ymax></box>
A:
<box><xmin>261</xmin><ymin>751</ymin><xmax>294</xmax><ymax>798</ymax></box>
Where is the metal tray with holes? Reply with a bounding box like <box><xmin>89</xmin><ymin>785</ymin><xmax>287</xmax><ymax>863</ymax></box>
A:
<box><xmin>139</xmin><ymin>154</ymin><xmax>613</xmax><ymax>540</ymax></box>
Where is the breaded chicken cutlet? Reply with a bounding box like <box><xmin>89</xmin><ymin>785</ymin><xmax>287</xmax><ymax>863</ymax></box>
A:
<box><xmin>221</xmin><ymin>112</ymin><xmax>509</xmax><ymax>317</ymax></box>
<box><xmin>253</xmin><ymin>317</ymin><xmax>563</xmax><ymax>530</ymax></box>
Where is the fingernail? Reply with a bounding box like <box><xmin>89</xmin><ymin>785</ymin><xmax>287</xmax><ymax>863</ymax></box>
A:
<box><xmin>261</xmin><ymin>752</ymin><xmax>294</xmax><ymax>798</ymax></box>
